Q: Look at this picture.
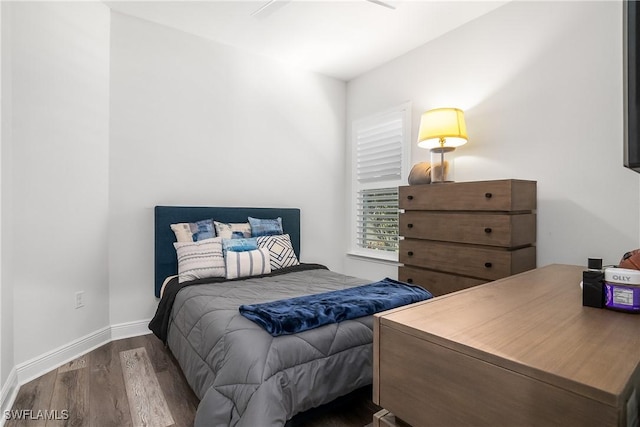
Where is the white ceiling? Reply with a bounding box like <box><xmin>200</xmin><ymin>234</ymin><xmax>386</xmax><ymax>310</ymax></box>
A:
<box><xmin>106</xmin><ymin>0</ymin><xmax>509</xmax><ymax>81</ymax></box>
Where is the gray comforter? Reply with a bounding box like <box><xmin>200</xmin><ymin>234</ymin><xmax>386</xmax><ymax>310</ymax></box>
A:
<box><xmin>166</xmin><ymin>267</ymin><xmax>373</xmax><ymax>427</ymax></box>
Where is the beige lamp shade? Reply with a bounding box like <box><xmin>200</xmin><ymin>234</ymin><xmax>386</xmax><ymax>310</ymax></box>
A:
<box><xmin>417</xmin><ymin>107</ymin><xmax>468</xmax><ymax>149</ymax></box>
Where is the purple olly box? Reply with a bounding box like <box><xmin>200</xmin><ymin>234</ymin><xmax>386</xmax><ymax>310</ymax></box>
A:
<box><xmin>604</xmin><ymin>268</ymin><xmax>640</xmax><ymax>313</ymax></box>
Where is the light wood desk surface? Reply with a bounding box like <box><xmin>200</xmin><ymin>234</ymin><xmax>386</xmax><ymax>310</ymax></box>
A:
<box><xmin>374</xmin><ymin>264</ymin><xmax>640</xmax><ymax>426</ymax></box>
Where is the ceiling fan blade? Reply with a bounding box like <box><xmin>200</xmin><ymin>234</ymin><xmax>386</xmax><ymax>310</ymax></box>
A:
<box><xmin>251</xmin><ymin>0</ymin><xmax>277</xmax><ymax>17</ymax></box>
<box><xmin>252</xmin><ymin>0</ymin><xmax>395</xmax><ymax>17</ymax></box>
<box><xmin>250</xmin><ymin>0</ymin><xmax>294</xmax><ymax>17</ymax></box>
<box><xmin>366</xmin><ymin>0</ymin><xmax>396</xmax><ymax>10</ymax></box>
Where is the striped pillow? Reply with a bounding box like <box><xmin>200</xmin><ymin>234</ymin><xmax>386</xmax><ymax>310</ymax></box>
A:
<box><xmin>174</xmin><ymin>237</ymin><xmax>225</xmax><ymax>283</ymax></box>
<box><xmin>225</xmin><ymin>248</ymin><xmax>271</xmax><ymax>279</ymax></box>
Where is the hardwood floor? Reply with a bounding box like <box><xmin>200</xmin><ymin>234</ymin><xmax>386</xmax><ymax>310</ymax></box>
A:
<box><xmin>6</xmin><ymin>334</ymin><xmax>379</xmax><ymax>427</ymax></box>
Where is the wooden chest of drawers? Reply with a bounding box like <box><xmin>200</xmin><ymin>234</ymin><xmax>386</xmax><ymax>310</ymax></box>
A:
<box><xmin>398</xmin><ymin>179</ymin><xmax>536</xmax><ymax>296</ymax></box>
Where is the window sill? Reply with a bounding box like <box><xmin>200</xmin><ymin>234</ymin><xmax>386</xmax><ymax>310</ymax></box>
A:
<box><xmin>346</xmin><ymin>251</ymin><xmax>400</xmax><ymax>266</ymax></box>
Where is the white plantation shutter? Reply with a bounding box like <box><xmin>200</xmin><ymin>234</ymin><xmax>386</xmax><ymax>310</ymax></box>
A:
<box><xmin>356</xmin><ymin>117</ymin><xmax>403</xmax><ymax>183</ymax></box>
<box><xmin>351</xmin><ymin>104</ymin><xmax>410</xmax><ymax>259</ymax></box>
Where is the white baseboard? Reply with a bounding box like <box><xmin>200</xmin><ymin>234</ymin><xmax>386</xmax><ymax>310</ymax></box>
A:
<box><xmin>0</xmin><ymin>317</ymin><xmax>153</xmax><ymax>416</ymax></box>
<box><xmin>111</xmin><ymin>318</ymin><xmax>152</xmax><ymax>341</ymax></box>
<box><xmin>16</xmin><ymin>326</ymin><xmax>112</xmax><ymax>385</ymax></box>
<box><xmin>0</xmin><ymin>368</ymin><xmax>18</xmax><ymax>427</ymax></box>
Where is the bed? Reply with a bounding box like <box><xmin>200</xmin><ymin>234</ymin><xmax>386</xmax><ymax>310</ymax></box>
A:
<box><xmin>149</xmin><ymin>206</ymin><xmax>431</xmax><ymax>427</ymax></box>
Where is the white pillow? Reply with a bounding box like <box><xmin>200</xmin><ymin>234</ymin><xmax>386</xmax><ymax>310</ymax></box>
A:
<box><xmin>225</xmin><ymin>248</ymin><xmax>271</xmax><ymax>280</ymax></box>
<box><xmin>174</xmin><ymin>237</ymin><xmax>225</xmax><ymax>283</ymax></box>
<box><xmin>170</xmin><ymin>223</ymin><xmax>196</xmax><ymax>242</ymax></box>
<box><xmin>256</xmin><ymin>234</ymin><xmax>300</xmax><ymax>270</ymax></box>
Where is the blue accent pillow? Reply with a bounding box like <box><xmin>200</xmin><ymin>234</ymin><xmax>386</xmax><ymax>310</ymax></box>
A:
<box><xmin>248</xmin><ymin>217</ymin><xmax>283</xmax><ymax>237</ymax></box>
<box><xmin>170</xmin><ymin>218</ymin><xmax>215</xmax><ymax>242</ymax></box>
<box><xmin>193</xmin><ymin>219</ymin><xmax>215</xmax><ymax>241</ymax></box>
<box><xmin>222</xmin><ymin>237</ymin><xmax>258</xmax><ymax>254</ymax></box>
<box><xmin>213</xmin><ymin>221</ymin><xmax>251</xmax><ymax>239</ymax></box>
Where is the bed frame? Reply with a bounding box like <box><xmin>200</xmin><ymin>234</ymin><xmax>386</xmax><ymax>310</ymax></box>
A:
<box><xmin>154</xmin><ymin>206</ymin><xmax>301</xmax><ymax>297</ymax></box>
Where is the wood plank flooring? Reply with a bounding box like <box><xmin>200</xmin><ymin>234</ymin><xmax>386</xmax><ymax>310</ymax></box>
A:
<box><xmin>6</xmin><ymin>334</ymin><xmax>379</xmax><ymax>427</ymax></box>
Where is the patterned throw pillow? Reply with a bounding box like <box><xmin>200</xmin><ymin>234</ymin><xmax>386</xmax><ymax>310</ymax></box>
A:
<box><xmin>256</xmin><ymin>234</ymin><xmax>300</xmax><ymax>270</ymax></box>
<box><xmin>248</xmin><ymin>217</ymin><xmax>283</xmax><ymax>237</ymax></box>
<box><xmin>222</xmin><ymin>237</ymin><xmax>258</xmax><ymax>254</ymax></box>
<box><xmin>173</xmin><ymin>237</ymin><xmax>225</xmax><ymax>282</ymax></box>
<box><xmin>214</xmin><ymin>221</ymin><xmax>251</xmax><ymax>239</ymax></box>
<box><xmin>170</xmin><ymin>219</ymin><xmax>215</xmax><ymax>242</ymax></box>
<box><xmin>225</xmin><ymin>248</ymin><xmax>271</xmax><ymax>279</ymax></box>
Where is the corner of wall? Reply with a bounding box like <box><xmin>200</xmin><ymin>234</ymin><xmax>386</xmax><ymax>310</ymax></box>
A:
<box><xmin>0</xmin><ymin>0</ymin><xmax>15</xmax><ymax>396</ymax></box>
<box><xmin>0</xmin><ymin>367</ymin><xmax>17</xmax><ymax>426</ymax></box>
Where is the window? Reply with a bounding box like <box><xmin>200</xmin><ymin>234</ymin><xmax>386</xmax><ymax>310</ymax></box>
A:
<box><xmin>356</xmin><ymin>187</ymin><xmax>399</xmax><ymax>252</ymax></box>
<box><xmin>350</xmin><ymin>103</ymin><xmax>410</xmax><ymax>260</ymax></box>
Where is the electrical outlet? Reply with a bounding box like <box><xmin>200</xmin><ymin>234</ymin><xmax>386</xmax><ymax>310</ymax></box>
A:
<box><xmin>75</xmin><ymin>291</ymin><xmax>85</xmax><ymax>309</ymax></box>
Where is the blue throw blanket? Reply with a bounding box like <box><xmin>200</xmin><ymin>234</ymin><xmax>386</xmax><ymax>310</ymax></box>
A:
<box><xmin>239</xmin><ymin>278</ymin><xmax>432</xmax><ymax>336</ymax></box>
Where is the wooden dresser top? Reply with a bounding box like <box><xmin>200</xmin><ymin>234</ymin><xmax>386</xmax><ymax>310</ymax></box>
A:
<box><xmin>377</xmin><ymin>264</ymin><xmax>640</xmax><ymax>406</ymax></box>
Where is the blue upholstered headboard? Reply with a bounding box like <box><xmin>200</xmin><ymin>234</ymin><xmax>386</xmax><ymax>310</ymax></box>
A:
<box><xmin>154</xmin><ymin>206</ymin><xmax>301</xmax><ymax>297</ymax></box>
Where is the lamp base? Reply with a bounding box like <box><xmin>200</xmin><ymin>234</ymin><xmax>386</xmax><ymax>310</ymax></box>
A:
<box><xmin>430</xmin><ymin>147</ymin><xmax>455</xmax><ymax>183</ymax></box>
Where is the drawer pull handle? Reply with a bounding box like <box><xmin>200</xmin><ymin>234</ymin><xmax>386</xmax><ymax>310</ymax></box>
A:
<box><xmin>407</xmin><ymin>195</ymin><xmax>414</xmax><ymax>200</ymax></box>
<box><xmin>484</xmin><ymin>262</ymin><xmax>493</xmax><ymax>268</ymax></box>
<box><xmin>407</xmin><ymin>278</ymin><xmax>413</xmax><ymax>284</ymax></box>
<box><xmin>484</xmin><ymin>227</ymin><xmax>492</xmax><ymax>234</ymax></box>
<box><xmin>407</xmin><ymin>223</ymin><xmax>414</xmax><ymax>229</ymax></box>
<box><xmin>485</xmin><ymin>192</ymin><xmax>493</xmax><ymax>199</ymax></box>
<box><xmin>408</xmin><ymin>251</ymin><xmax>414</xmax><ymax>256</ymax></box>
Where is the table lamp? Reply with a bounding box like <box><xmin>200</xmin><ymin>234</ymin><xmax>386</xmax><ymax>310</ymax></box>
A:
<box><xmin>417</xmin><ymin>108</ymin><xmax>468</xmax><ymax>183</ymax></box>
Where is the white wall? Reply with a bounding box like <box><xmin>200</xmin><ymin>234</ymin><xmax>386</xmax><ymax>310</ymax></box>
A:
<box><xmin>108</xmin><ymin>12</ymin><xmax>347</xmax><ymax>325</ymax></box>
<box><xmin>8</xmin><ymin>2</ymin><xmax>110</xmax><ymax>365</ymax></box>
<box><xmin>345</xmin><ymin>1</ymin><xmax>640</xmax><ymax>279</ymax></box>
<box><xmin>0</xmin><ymin>0</ymin><xmax>9</xmax><ymax>388</ymax></box>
